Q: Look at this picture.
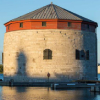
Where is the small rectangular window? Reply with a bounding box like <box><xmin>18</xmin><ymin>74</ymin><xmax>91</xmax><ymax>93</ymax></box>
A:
<box><xmin>42</xmin><ymin>22</ymin><xmax>46</xmax><ymax>26</ymax></box>
<box><xmin>20</xmin><ymin>22</ymin><xmax>23</xmax><ymax>28</ymax></box>
<box><xmin>68</xmin><ymin>22</ymin><xmax>72</xmax><ymax>27</ymax></box>
<box><xmin>87</xmin><ymin>24</ymin><xmax>89</xmax><ymax>29</ymax></box>
<box><xmin>76</xmin><ymin>49</ymin><xmax>89</xmax><ymax>60</ymax></box>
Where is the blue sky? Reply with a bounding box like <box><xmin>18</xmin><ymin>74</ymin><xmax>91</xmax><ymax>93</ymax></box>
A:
<box><xmin>0</xmin><ymin>0</ymin><xmax>100</xmax><ymax>64</ymax></box>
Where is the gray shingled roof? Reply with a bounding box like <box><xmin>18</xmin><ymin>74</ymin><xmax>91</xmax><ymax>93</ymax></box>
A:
<box><xmin>11</xmin><ymin>3</ymin><xmax>95</xmax><ymax>23</ymax></box>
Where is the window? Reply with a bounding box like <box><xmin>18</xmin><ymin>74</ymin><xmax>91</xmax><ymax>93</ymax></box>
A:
<box><xmin>20</xmin><ymin>22</ymin><xmax>23</xmax><ymax>28</ymax></box>
<box><xmin>42</xmin><ymin>22</ymin><xmax>46</xmax><ymax>26</ymax></box>
<box><xmin>87</xmin><ymin>24</ymin><xmax>89</xmax><ymax>29</ymax></box>
<box><xmin>43</xmin><ymin>49</ymin><xmax>52</xmax><ymax>59</ymax></box>
<box><xmin>68</xmin><ymin>22</ymin><xmax>72</xmax><ymax>27</ymax></box>
<box><xmin>76</xmin><ymin>50</ymin><xmax>89</xmax><ymax>60</ymax></box>
<box><xmin>80</xmin><ymin>50</ymin><xmax>85</xmax><ymax>60</ymax></box>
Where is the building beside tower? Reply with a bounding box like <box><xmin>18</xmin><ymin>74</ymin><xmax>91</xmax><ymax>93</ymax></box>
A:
<box><xmin>3</xmin><ymin>3</ymin><xmax>98</xmax><ymax>82</ymax></box>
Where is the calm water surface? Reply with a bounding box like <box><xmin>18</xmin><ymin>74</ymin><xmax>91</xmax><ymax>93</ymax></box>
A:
<box><xmin>0</xmin><ymin>74</ymin><xmax>100</xmax><ymax>100</ymax></box>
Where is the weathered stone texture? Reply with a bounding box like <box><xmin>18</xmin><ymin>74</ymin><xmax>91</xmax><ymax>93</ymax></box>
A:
<box><xmin>3</xmin><ymin>29</ymin><xmax>97</xmax><ymax>82</ymax></box>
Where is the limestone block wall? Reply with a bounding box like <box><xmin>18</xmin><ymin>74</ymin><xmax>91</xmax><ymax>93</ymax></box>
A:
<box><xmin>3</xmin><ymin>29</ymin><xmax>97</xmax><ymax>82</ymax></box>
<box><xmin>98</xmin><ymin>66</ymin><xmax>100</xmax><ymax>74</ymax></box>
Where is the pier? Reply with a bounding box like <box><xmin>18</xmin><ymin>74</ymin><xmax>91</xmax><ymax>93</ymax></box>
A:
<box><xmin>1</xmin><ymin>80</ymin><xmax>100</xmax><ymax>92</ymax></box>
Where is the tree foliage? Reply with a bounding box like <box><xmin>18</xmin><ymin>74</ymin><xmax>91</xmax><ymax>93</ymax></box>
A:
<box><xmin>0</xmin><ymin>65</ymin><xmax>3</xmax><ymax>73</ymax></box>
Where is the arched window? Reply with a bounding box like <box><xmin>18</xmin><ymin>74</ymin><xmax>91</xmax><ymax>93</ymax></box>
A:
<box><xmin>43</xmin><ymin>49</ymin><xmax>52</xmax><ymax>59</ymax></box>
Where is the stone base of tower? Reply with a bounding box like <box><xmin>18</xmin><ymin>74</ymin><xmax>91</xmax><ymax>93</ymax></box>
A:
<box><xmin>3</xmin><ymin>74</ymin><xmax>97</xmax><ymax>83</ymax></box>
<box><xmin>3</xmin><ymin>29</ymin><xmax>97</xmax><ymax>82</ymax></box>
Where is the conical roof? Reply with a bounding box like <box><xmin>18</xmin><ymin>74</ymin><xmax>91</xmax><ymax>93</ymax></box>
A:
<box><xmin>11</xmin><ymin>3</ymin><xmax>95</xmax><ymax>23</ymax></box>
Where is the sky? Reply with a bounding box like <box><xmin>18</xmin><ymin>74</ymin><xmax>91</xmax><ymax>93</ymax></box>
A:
<box><xmin>0</xmin><ymin>0</ymin><xmax>100</xmax><ymax>64</ymax></box>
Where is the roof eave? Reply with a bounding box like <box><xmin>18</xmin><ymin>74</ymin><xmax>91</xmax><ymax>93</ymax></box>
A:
<box><xmin>82</xmin><ymin>21</ymin><xmax>98</xmax><ymax>27</ymax></box>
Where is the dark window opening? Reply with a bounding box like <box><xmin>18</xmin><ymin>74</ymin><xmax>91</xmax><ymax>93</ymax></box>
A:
<box><xmin>81</xmin><ymin>55</ymin><xmax>84</xmax><ymax>57</ymax></box>
<box><xmin>76</xmin><ymin>50</ymin><xmax>89</xmax><ymax>60</ymax></box>
<box><xmin>20</xmin><ymin>22</ymin><xmax>23</xmax><ymax>28</ymax></box>
<box><xmin>42</xmin><ymin>22</ymin><xmax>46</xmax><ymax>26</ymax></box>
<box><xmin>87</xmin><ymin>24</ymin><xmax>89</xmax><ymax>29</ymax></box>
<box><xmin>81</xmin><ymin>50</ymin><xmax>85</xmax><ymax>59</ymax></box>
<box><xmin>43</xmin><ymin>49</ymin><xmax>52</xmax><ymax>59</ymax></box>
<box><xmin>68</xmin><ymin>22</ymin><xmax>72</xmax><ymax>27</ymax></box>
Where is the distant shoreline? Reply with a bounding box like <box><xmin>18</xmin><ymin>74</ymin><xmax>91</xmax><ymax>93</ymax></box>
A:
<box><xmin>0</xmin><ymin>73</ymin><xmax>100</xmax><ymax>74</ymax></box>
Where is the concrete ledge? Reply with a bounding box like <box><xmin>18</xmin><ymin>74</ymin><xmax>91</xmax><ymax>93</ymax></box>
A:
<box><xmin>1</xmin><ymin>82</ymin><xmax>100</xmax><ymax>88</ymax></box>
<box><xmin>0</xmin><ymin>82</ymin><xmax>9</xmax><ymax>86</ymax></box>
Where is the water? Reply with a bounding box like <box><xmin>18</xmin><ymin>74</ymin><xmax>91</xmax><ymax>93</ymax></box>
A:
<box><xmin>0</xmin><ymin>74</ymin><xmax>100</xmax><ymax>100</ymax></box>
<box><xmin>0</xmin><ymin>74</ymin><xmax>3</xmax><ymax>80</ymax></box>
<box><xmin>98</xmin><ymin>74</ymin><xmax>100</xmax><ymax>80</ymax></box>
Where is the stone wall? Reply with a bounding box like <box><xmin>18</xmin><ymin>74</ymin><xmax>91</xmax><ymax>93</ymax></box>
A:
<box><xmin>3</xmin><ymin>29</ymin><xmax>97</xmax><ymax>82</ymax></box>
<box><xmin>98</xmin><ymin>66</ymin><xmax>100</xmax><ymax>74</ymax></box>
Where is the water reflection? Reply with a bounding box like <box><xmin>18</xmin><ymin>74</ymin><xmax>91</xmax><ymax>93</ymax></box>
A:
<box><xmin>0</xmin><ymin>74</ymin><xmax>3</xmax><ymax>80</ymax></box>
<box><xmin>0</xmin><ymin>87</ymin><xmax>99</xmax><ymax>100</ymax></box>
<box><xmin>0</xmin><ymin>75</ymin><xmax>100</xmax><ymax>100</ymax></box>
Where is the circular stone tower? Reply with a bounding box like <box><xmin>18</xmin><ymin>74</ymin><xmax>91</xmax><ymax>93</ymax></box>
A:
<box><xmin>3</xmin><ymin>3</ymin><xmax>98</xmax><ymax>82</ymax></box>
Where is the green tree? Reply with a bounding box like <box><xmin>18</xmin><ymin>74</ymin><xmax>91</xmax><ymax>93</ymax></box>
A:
<box><xmin>0</xmin><ymin>65</ymin><xmax>3</xmax><ymax>73</ymax></box>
